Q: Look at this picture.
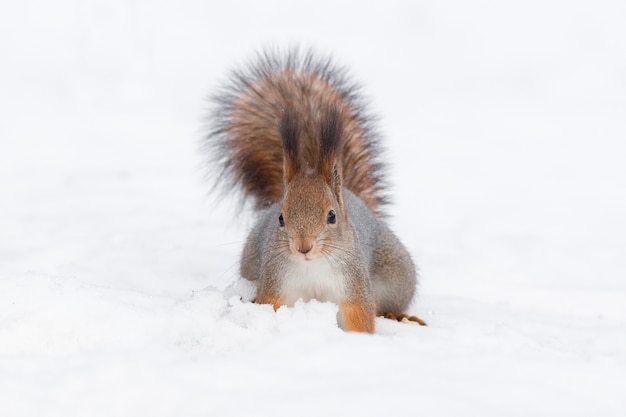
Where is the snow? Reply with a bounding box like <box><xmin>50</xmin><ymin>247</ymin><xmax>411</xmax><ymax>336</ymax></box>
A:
<box><xmin>1</xmin><ymin>0</ymin><xmax>625</xmax><ymax>416</ymax></box>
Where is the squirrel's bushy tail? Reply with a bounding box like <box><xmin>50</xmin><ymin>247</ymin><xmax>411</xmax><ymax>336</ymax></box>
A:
<box><xmin>204</xmin><ymin>47</ymin><xmax>388</xmax><ymax>215</ymax></box>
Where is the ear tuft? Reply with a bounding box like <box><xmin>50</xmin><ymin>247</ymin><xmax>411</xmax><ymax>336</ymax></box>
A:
<box><xmin>319</xmin><ymin>106</ymin><xmax>344</xmax><ymax>203</ymax></box>
<box><xmin>280</xmin><ymin>108</ymin><xmax>300</xmax><ymax>183</ymax></box>
<box><xmin>320</xmin><ymin>106</ymin><xmax>343</xmax><ymax>164</ymax></box>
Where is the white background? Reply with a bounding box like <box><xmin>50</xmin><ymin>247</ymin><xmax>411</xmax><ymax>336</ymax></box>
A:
<box><xmin>1</xmin><ymin>1</ymin><xmax>625</xmax><ymax>416</ymax></box>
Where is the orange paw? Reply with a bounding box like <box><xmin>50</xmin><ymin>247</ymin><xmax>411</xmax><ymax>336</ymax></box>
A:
<box><xmin>254</xmin><ymin>293</ymin><xmax>285</xmax><ymax>311</ymax></box>
<box><xmin>340</xmin><ymin>303</ymin><xmax>376</xmax><ymax>333</ymax></box>
<box><xmin>379</xmin><ymin>312</ymin><xmax>427</xmax><ymax>326</ymax></box>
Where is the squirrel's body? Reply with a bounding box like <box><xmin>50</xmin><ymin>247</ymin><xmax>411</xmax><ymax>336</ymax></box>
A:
<box><xmin>242</xmin><ymin>190</ymin><xmax>416</xmax><ymax>319</ymax></box>
<box><xmin>206</xmin><ymin>49</ymin><xmax>421</xmax><ymax>332</ymax></box>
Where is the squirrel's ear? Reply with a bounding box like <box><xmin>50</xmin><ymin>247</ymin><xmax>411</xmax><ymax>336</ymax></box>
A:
<box><xmin>330</xmin><ymin>162</ymin><xmax>344</xmax><ymax>208</ymax></box>
<box><xmin>320</xmin><ymin>106</ymin><xmax>344</xmax><ymax>200</ymax></box>
<box><xmin>280</xmin><ymin>109</ymin><xmax>300</xmax><ymax>183</ymax></box>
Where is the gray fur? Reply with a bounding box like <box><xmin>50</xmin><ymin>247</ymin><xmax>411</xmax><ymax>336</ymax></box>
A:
<box><xmin>241</xmin><ymin>189</ymin><xmax>416</xmax><ymax>314</ymax></box>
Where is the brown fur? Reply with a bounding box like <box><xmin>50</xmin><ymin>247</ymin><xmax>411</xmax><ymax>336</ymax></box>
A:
<box><xmin>229</xmin><ymin>72</ymin><xmax>380</xmax><ymax>211</ymax></box>
<box><xmin>379</xmin><ymin>312</ymin><xmax>427</xmax><ymax>326</ymax></box>
<box><xmin>255</xmin><ymin>293</ymin><xmax>285</xmax><ymax>312</ymax></box>
<box><xmin>207</xmin><ymin>49</ymin><xmax>388</xmax><ymax>215</ymax></box>
<box><xmin>341</xmin><ymin>303</ymin><xmax>376</xmax><ymax>333</ymax></box>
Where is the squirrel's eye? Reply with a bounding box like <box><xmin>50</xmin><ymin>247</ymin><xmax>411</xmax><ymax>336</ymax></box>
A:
<box><xmin>327</xmin><ymin>210</ymin><xmax>336</xmax><ymax>224</ymax></box>
<box><xmin>278</xmin><ymin>214</ymin><xmax>285</xmax><ymax>227</ymax></box>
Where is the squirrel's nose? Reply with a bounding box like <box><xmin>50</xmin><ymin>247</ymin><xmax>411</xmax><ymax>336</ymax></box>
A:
<box><xmin>294</xmin><ymin>237</ymin><xmax>314</xmax><ymax>255</ymax></box>
<box><xmin>297</xmin><ymin>245</ymin><xmax>312</xmax><ymax>255</ymax></box>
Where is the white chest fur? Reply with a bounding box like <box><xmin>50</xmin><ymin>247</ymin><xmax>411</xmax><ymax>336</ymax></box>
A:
<box><xmin>280</xmin><ymin>257</ymin><xmax>346</xmax><ymax>306</ymax></box>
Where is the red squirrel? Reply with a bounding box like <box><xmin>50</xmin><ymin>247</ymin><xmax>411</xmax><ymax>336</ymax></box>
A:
<box><xmin>205</xmin><ymin>48</ymin><xmax>424</xmax><ymax>332</ymax></box>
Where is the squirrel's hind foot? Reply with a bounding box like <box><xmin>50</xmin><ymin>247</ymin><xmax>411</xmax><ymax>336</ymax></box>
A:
<box><xmin>379</xmin><ymin>312</ymin><xmax>427</xmax><ymax>326</ymax></box>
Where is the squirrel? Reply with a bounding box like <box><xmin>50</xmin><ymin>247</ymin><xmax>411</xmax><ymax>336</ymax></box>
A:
<box><xmin>205</xmin><ymin>48</ymin><xmax>425</xmax><ymax>333</ymax></box>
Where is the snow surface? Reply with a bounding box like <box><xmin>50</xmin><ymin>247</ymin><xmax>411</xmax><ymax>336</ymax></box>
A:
<box><xmin>1</xmin><ymin>1</ymin><xmax>625</xmax><ymax>416</ymax></box>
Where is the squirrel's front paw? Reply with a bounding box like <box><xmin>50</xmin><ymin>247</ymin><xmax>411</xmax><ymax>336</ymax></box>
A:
<box><xmin>254</xmin><ymin>293</ymin><xmax>286</xmax><ymax>312</ymax></box>
<box><xmin>339</xmin><ymin>303</ymin><xmax>376</xmax><ymax>333</ymax></box>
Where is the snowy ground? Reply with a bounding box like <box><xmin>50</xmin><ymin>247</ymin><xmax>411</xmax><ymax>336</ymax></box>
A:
<box><xmin>1</xmin><ymin>1</ymin><xmax>625</xmax><ymax>416</ymax></box>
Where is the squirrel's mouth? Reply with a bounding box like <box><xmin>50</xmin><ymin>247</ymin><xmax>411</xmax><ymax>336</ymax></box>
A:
<box><xmin>291</xmin><ymin>238</ymin><xmax>320</xmax><ymax>261</ymax></box>
<box><xmin>296</xmin><ymin>252</ymin><xmax>316</xmax><ymax>262</ymax></box>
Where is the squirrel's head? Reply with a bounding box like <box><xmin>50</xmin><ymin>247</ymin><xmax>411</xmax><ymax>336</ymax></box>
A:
<box><xmin>278</xmin><ymin>106</ymin><xmax>349</xmax><ymax>261</ymax></box>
